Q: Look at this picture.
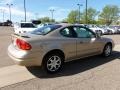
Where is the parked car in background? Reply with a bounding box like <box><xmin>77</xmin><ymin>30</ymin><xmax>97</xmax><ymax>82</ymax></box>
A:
<box><xmin>86</xmin><ymin>24</ymin><xmax>106</xmax><ymax>35</ymax></box>
<box><xmin>0</xmin><ymin>22</ymin><xmax>3</xmax><ymax>26</ymax></box>
<box><xmin>37</xmin><ymin>23</ymin><xmax>54</xmax><ymax>28</ymax></box>
<box><xmin>105</xmin><ymin>26</ymin><xmax>116</xmax><ymax>34</ymax></box>
<box><xmin>1</xmin><ymin>20</ymin><xmax>13</xmax><ymax>26</ymax></box>
<box><xmin>118</xmin><ymin>29</ymin><xmax>120</xmax><ymax>33</ymax></box>
<box><xmin>116</xmin><ymin>26</ymin><xmax>120</xmax><ymax>33</ymax></box>
<box><xmin>8</xmin><ymin>24</ymin><xmax>115</xmax><ymax>73</ymax></box>
<box><xmin>14</xmin><ymin>22</ymin><xmax>37</xmax><ymax>34</ymax></box>
<box><xmin>98</xmin><ymin>26</ymin><xmax>109</xmax><ymax>35</ymax></box>
<box><xmin>111</xmin><ymin>26</ymin><xmax>120</xmax><ymax>34</ymax></box>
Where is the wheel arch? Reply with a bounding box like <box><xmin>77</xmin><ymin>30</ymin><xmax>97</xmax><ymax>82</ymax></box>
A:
<box><xmin>102</xmin><ymin>42</ymin><xmax>113</xmax><ymax>52</ymax></box>
<box><xmin>42</xmin><ymin>49</ymin><xmax>65</xmax><ymax>66</ymax></box>
<box><xmin>105</xmin><ymin>42</ymin><xmax>113</xmax><ymax>47</ymax></box>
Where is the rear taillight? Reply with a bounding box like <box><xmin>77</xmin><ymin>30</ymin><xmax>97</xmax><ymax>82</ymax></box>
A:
<box><xmin>16</xmin><ymin>39</ymin><xmax>31</xmax><ymax>50</ymax></box>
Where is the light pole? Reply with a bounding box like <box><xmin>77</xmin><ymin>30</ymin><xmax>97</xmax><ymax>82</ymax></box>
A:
<box><xmin>0</xmin><ymin>9</ymin><xmax>5</xmax><ymax>22</ymax></box>
<box><xmin>85</xmin><ymin>0</ymin><xmax>88</xmax><ymax>24</ymax></box>
<box><xmin>35</xmin><ymin>13</ymin><xmax>39</xmax><ymax>19</ymax></box>
<box><xmin>50</xmin><ymin>9</ymin><xmax>55</xmax><ymax>22</ymax></box>
<box><xmin>24</xmin><ymin>0</ymin><xmax>26</xmax><ymax>22</ymax></box>
<box><xmin>77</xmin><ymin>4</ymin><xmax>83</xmax><ymax>24</ymax></box>
<box><xmin>6</xmin><ymin>3</ymin><xmax>13</xmax><ymax>21</ymax></box>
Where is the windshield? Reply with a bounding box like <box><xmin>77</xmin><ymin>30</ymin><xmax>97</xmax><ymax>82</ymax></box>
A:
<box><xmin>31</xmin><ymin>25</ymin><xmax>62</xmax><ymax>35</ymax></box>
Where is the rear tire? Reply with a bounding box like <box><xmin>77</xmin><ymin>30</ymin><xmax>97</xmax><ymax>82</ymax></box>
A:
<box><xmin>43</xmin><ymin>53</ymin><xmax>64</xmax><ymax>73</ymax></box>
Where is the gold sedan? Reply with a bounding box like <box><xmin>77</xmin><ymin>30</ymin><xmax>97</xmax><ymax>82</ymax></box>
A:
<box><xmin>8</xmin><ymin>24</ymin><xmax>115</xmax><ymax>73</ymax></box>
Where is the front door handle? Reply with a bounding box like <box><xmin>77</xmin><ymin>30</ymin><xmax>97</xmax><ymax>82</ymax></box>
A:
<box><xmin>79</xmin><ymin>41</ymin><xmax>84</xmax><ymax>44</ymax></box>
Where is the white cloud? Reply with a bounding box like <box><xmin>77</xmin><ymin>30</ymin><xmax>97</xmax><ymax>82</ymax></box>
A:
<box><xmin>48</xmin><ymin>6</ymin><xmax>70</xmax><ymax>12</ymax></box>
<box><xmin>0</xmin><ymin>6</ymin><xmax>34</xmax><ymax>22</ymax></box>
<box><xmin>48</xmin><ymin>6</ymin><xmax>70</xmax><ymax>21</ymax></box>
<box><xmin>0</xmin><ymin>4</ymin><xmax>70</xmax><ymax>22</ymax></box>
<box><xmin>0</xmin><ymin>0</ymin><xmax>34</xmax><ymax>21</ymax></box>
<box><xmin>0</xmin><ymin>6</ymin><xmax>33</xmax><ymax>17</ymax></box>
<box><xmin>0</xmin><ymin>0</ymin><xmax>14</xmax><ymax>5</ymax></box>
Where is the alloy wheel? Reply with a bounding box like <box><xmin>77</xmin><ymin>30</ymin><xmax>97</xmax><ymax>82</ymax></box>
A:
<box><xmin>104</xmin><ymin>45</ymin><xmax>112</xmax><ymax>57</ymax></box>
<box><xmin>47</xmin><ymin>55</ymin><xmax>62</xmax><ymax>72</ymax></box>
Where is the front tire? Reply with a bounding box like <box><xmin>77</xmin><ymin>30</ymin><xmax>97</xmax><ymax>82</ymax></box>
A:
<box><xmin>102</xmin><ymin>44</ymin><xmax>112</xmax><ymax>57</ymax></box>
<box><xmin>43</xmin><ymin>53</ymin><xmax>64</xmax><ymax>73</ymax></box>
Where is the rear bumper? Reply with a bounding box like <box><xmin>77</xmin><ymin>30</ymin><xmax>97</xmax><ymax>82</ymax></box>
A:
<box><xmin>8</xmin><ymin>44</ymin><xmax>42</xmax><ymax>66</ymax></box>
<box><xmin>8</xmin><ymin>52</ymin><xmax>41</xmax><ymax>66</ymax></box>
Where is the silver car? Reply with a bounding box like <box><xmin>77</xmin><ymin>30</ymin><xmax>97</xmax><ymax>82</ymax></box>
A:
<box><xmin>8</xmin><ymin>24</ymin><xmax>115</xmax><ymax>73</ymax></box>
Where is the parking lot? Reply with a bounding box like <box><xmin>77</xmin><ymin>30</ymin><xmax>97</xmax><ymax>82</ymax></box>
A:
<box><xmin>0</xmin><ymin>27</ymin><xmax>120</xmax><ymax>90</ymax></box>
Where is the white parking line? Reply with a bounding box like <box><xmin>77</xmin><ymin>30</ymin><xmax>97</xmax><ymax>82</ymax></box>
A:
<box><xmin>0</xmin><ymin>65</ymin><xmax>35</xmax><ymax>88</ymax></box>
<box><xmin>0</xmin><ymin>45</ymin><xmax>119</xmax><ymax>88</ymax></box>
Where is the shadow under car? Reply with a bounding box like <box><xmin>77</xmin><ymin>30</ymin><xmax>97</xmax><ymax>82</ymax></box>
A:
<box><xmin>27</xmin><ymin>51</ymin><xmax>120</xmax><ymax>78</ymax></box>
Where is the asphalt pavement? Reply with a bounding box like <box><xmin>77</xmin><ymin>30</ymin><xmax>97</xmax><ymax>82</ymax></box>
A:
<box><xmin>0</xmin><ymin>27</ymin><xmax>14</xmax><ymax>68</ymax></box>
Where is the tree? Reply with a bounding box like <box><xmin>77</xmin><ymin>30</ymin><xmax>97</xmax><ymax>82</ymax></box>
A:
<box><xmin>39</xmin><ymin>17</ymin><xmax>55</xmax><ymax>23</ymax></box>
<box><xmin>99</xmin><ymin>5</ymin><xmax>120</xmax><ymax>25</ymax></box>
<box><xmin>61</xmin><ymin>18</ymin><xmax>68</xmax><ymax>23</ymax></box>
<box><xmin>67</xmin><ymin>10</ymin><xmax>79</xmax><ymax>24</ymax></box>
<box><xmin>81</xmin><ymin>7</ymin><xmax>99</xmax><ymax>24</ymax></box>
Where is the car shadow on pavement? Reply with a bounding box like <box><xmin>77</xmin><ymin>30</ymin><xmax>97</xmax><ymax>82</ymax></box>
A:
<box><xmin>27</xmin><ymin>51</ymin><xmax>120</xmax><ymax>78</ymax></box>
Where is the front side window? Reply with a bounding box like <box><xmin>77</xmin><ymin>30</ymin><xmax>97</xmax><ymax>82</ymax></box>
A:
<box><xmin>73</xmin><ymin>26</ymin><xmax>95</xmax><ymax>38</ymax></box>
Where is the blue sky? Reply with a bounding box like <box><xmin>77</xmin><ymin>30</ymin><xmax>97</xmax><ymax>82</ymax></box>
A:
<box><xmin>0</xmin><ymin>0</ymin><xmax>120</xmax><ymax>22</ymax></box>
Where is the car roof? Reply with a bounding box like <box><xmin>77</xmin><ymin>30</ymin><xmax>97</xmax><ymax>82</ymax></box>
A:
<box><xmin>56</xmin><ymin>23</ymin><xmax>84</xmax><ymax>27</ymax></box>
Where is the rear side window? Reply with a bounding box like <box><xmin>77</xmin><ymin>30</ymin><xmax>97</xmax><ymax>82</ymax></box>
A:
<box><xmin>31</xmin><ymin>25</ymin><xmax>62</xmax><ymax>35</ymax></box>
<box><xmin>60</xmin><ymin>27</ymin><xmax>77</xmax><ymax>38</ymax></box>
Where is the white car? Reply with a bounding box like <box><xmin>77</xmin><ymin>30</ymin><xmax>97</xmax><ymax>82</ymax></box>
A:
<box><xmin>87</xmin><ymin>25</ymin><xmax>105</xmax><ymax>35</ymax></box>
<box><xmin>14</xmin><ymin>22</ymin><xmax>37</xmax><ymax>34</ymax></box>
<box><xmin>37</xmin><ymin>23</ymin><xmax>54</xmax><ymax>28</ymax></box>
<box><xmin>106</xmin><ymin>27</ymin><xmax>116</xmax><ymax>34</ymax></box>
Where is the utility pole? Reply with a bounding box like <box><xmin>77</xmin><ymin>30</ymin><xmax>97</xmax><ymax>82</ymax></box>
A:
<box><xmin>50</xmin><ymin>9</ymin><xmax>55</xmax><ymax>22</ymax></box>
<box><xmin>6</xmin><ymin>3</ymin><xmax>13</xmax><ymax>21</ymax></box>
<box><xmin>24</xmin><ymin>0</ymin><xmax>26</xmax><ymax>22</ymax></box>
<box><xmin>85</xmin><ymin>0</ymin><xmax>88</xmax><ymax>24</ymax></box>
<box><xmin>77</xmin><ymin>4</ymin><xmax>83</xmax><ymax>24</ymax></box>
<box><xmin>0</xmin><ymin>9</ymin><xmax>5</xmax><ymax>22</ymax></box>
<box><xmin>35</xmin><ymin>13</ymin><xmax>39</xmax><ymax>19</ymax></box>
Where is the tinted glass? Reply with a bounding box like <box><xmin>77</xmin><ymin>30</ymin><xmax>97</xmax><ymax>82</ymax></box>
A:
<box><xmin>73</xmin><ymin>27</ymin><xmax>95</xmax><ymax>38</ymax></box>
<box><xmin>31</xmin><ymin>25</ymin><xmax>62</xmax><ymax>35</ymax></box>
<box><xmin>60</xmin><ymin>27</ymin><xmax>77</xmax><ymax>37</ymax></box>
<box><xmin>21</xmin><ymin>23</ymin><xmax>36</xmax><ymax>28</ymax></box>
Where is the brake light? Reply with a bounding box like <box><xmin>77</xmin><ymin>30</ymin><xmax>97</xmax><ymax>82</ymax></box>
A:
<box><xmin>16</xmin><ymin>39</ymin><xmax>31</xmax><ymax>50</ymax></box>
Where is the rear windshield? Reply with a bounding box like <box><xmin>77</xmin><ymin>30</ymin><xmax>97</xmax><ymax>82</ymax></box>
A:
<box><xmin>31</xmin><ymin>25</ymin><xmax>62</xmax><ymax>35</ymax></box>
<box><xmin>21</xmin><ymin>23</ymin><xmax>36</xmax><ymax>28</ymax></box>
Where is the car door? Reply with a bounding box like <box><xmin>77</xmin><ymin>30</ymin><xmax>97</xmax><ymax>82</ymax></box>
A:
<box><xmin>73</xmin><ymin>26</ymin><xmax>101</xmax><ymax>58</ymax></box>
<box><xmin>60</xmin><ymin>26</ymin><xmax>77</xmax><ymax>61</ymax></box>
